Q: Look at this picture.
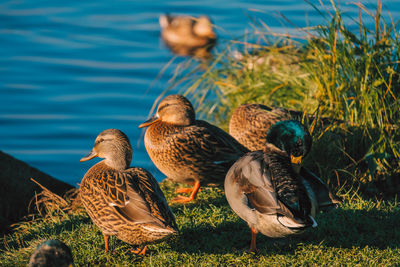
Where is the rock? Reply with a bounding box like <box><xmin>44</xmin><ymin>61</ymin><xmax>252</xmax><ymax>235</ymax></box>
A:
<box><xmin>0</xmin><ymin>151</ymin><xmax>74</xmax><ymax>233</ymax></box>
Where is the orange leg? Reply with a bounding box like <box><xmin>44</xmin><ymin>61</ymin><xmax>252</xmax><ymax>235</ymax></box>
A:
<box><xmin>249</xmin><ymin>227</ymin><xmax>258</xmax><ymax>253</ymax></box>
<box><xmin>103</xmin><ymin>234</ymin><xmax>109</xmax><ymax>253</ymax></box>
<box><xmin>131</xmin><ymin>245</ymin><xmax>147</xmax><ymax>255</ymax></box>
<box><xmin>175</xmin><ymin>187</ymin><xmax>201</xmax><ymax>194</ymax></box>
<box><xmin>172</xmin><ymin>181</ymin><xmax>201</xmax><ymax>203</ymax></box>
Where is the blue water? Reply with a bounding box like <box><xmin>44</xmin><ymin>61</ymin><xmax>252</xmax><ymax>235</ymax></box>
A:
<box><xmin>1</xmin><ymin>0</ymin><xmax>399</xmax><ymax>186</ymax></box>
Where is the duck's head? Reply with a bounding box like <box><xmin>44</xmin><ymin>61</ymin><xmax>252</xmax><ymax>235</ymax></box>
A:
<box><xmin>28</xmin><ymin>239</ymin><xmax>74</xmax><ymax>267</ymax></box>
<box><xmin>80</xmin><ymin>129</ymin><xmax>132</xmax><ymax>170</ymax></box>
<box><xmin>159</xmin><ymin>15</ymin><xmax>215</xmax><ymax>39</ymax></box>
<box><xmin>139</xmin><ymin>94</ymin><xmax>195</xmax><ymax>128</ymax></box>
<box><xmin>266</xmin><ymin>120</ymin><xmax>312</xmax><ymax>167</ymax></box>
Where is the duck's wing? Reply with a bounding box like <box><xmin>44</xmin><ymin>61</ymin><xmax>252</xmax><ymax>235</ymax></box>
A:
<box><xmin>193</xmin><ymin>120</ymin><xmax>249</xmax><ymax>163</ymax></box>
<box><xmin>127</xmin><ymin>167</ymin><xmax>177</xmax><ymax>230</ymax></box>
<box><xmin>94</xmin><ymin>166</ymin><xmax>176</xmax><ymax>229</ymax></box>
<box><xmin>227</xmin><ymin>151</ymin><xmax>294</xmax><ymax>217</ymax></box>
<box><xmin>299</xmin><ymin>167</ymin><xmax>342</xmax><ymax>211</ymax></box>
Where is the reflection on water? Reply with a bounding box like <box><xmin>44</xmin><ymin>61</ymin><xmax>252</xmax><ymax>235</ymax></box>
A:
<box><xmin>1</xmin><ymin>0</ymin><xmax>399</xmax><ymax>186</ymax></box>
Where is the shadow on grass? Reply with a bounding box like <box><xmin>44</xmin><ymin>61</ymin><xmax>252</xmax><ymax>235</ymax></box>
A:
<box><xmin>0</xmin><ymin>214</ymin><xmax>91</xmax><ymax>251</ymax></box>
<box><xmin>169</xmin><ymin>207</ymin><xmax>400</xmax><ymax>255</ymax></box>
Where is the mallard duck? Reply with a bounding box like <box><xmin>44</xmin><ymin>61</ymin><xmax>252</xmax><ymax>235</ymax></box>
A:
<box><xmin>225</xmin><ymin>120</ymin><xmax>339</xmax><ymax>252</ymax></box>
<box><xmin>159</xmin><ymin>14</ymin><xmax>216</xmax><ymax>57</ymax></box>
<box><xmin>139</xmin><ymin>94</ymin><xmax>248</xmax><ymax>203</ymax></box>
<box><xmin>28</xmin><ymin>239</ymin><xmax>74</xmax><ymax>267</ymax></box>
<box><xmin>229</xmin><ymin>104</ymin><xmax>293</xmax><ymax>151</ymax></box>
<box><xmin>80</xmin><ymin>129</ymin><xmax>177</xmax><ymax>254</ymax></box>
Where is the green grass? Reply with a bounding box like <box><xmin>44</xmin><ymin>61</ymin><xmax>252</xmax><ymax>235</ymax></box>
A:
<box><xmin>1</xmin><ymin>182</ymin><xmax>400</xmax><ymax>266</ymax></box>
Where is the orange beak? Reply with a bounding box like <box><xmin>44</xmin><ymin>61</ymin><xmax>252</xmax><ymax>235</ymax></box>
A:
<box><xmin>139</xmin><ymin>115</ymin><xmax>160</xmax><ymax>128</ymax></box>
<box><xmin>80</xmin><ymin>150</ymin><xmax>98</xmax><ymax>162</ymax></box>
<box><xmin>290</xmin><ymin>155</ymin><xmax>303</xmax><ymax>165</ymax></box>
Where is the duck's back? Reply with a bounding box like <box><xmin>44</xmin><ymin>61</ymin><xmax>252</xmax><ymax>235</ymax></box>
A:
<box><xmin>229</xmin><ymin>104</ymin><xmax>292</xmax><ymax>151</ymax></box>
<box><xmin>80</xmin><ymin>161</ymin><xmax>176</xmax><ymax>245</ymax></box>
<box><xmin>225</xmin><ymin>149</ymin><xmax>314</xmax><ymax>237</ymax></box>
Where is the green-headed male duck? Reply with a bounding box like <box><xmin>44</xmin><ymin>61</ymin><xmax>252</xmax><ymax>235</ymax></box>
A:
<box><xmin>139</xmin><ymin>94</ymin><xmax>248</xmax><ymax>203</ymax></box>
<box><xmin>225</xmin><ymin>120</ymin><xmax>339</xmax><ymax>252</ymax></box>
<box><xmin>80</xmin><ymin>129</ymin><xmax>177</xmax><ymax>254</ymax></box>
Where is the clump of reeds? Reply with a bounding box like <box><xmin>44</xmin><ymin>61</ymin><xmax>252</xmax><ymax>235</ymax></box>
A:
<box><xmin>172</xmin><ymin>1</ymin><xmax>399</xmax><ymax>197</ymax></box>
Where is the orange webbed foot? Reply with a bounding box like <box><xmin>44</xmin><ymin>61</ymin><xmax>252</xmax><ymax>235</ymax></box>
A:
<box><xmin>171</xmin><ymin>195</ymin><xmax>195</xmax><ymax>203</ymax></box>
<box><xmin>130</xmin><ymin>246</ymin><xmax>147</xmax><ymax>255</ymax></box>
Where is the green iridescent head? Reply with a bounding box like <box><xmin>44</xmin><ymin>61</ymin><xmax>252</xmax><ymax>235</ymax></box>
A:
<box><xmin>266</xmin><ymin>120</ymin><xmax>312</xmax><ymax>158</ymax></box>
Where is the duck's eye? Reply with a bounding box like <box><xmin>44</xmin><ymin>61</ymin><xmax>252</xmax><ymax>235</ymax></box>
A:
<box><xmin>158</xmin><ymin>103</ymin><xmax>170</xmax><ymax>113</ymax></box>
<box><xmin>95</xmin><ymin>138</ymin><xmax>105</xmax><ymax>145</ymax></box>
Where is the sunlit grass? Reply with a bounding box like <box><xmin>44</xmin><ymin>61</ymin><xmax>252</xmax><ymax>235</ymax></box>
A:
<box><xmin>1</xmin><ymin>182</ymin><xmax>400</xmax><ymax>266</ymax></box>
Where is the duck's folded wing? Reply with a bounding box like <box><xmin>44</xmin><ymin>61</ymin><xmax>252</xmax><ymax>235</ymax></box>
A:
<box><xmin>299</xmin><ymin>167</ymin><xmax>342</xmax><ymax>210</ymax></box>
<box><xmin>231</xmin><ymin>152</ymin><xmax>294</xmax><ymax>217</ymax></box>
<box><xmin>126</xmin><ymin>168</ymin><xmax>177</xmax><ymax>230</ymax></box>
<box><xmin>191</xmin><ymin>120</ymin><xmax>249</xmax><ymax>162</ymax></box>
<box><xmin>93</xmin><ymin>169</ymin><xmax>161</xmax><ymax>225</ymax></box>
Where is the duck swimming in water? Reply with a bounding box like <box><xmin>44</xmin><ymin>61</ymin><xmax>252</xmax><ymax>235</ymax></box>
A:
<box><xmin>159</xmin><ymin>14</ymin><xmax>216</xmax><ymax>57</ymax></box>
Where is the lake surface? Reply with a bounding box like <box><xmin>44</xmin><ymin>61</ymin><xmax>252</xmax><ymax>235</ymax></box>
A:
<box><xmin>1</xmin><ymin>0</ymin><xmax>399</xmax><ymax>186</ymax></box>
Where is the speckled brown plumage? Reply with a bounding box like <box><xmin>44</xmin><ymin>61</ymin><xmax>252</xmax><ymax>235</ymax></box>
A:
<box><xmin>229</xmin><ymin>104</ymin><xmax>292</xmax><ymax>151</ymax></box>
<box><xmin>140</xmin><ymin>94</ymin><xmax>248</xmax><ymax>203</ymax></box>
<box><xmin>80</xmin><ymin>129</ymin><xmax>177</xmax><ymax>252</ymax></box>
<box><xmin>159</xmin><ymin>15</ymin><xmax>216</xmax><ymax>57</ymax></box>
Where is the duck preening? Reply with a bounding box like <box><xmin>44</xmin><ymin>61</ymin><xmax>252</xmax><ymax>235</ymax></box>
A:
<box><xmin>80</xmin><ymin>129</ymin><xmax>177</xmax><ymax>254</ymax></box>
<box><xmin>225</xmin><ymin>120</ymin><xmax>340</xmax><ymax>252</ymax></box>
<box><xmin>139</xmin><ymin>94</ymin><xmax>248</xmax><ymax>203</ymax></box>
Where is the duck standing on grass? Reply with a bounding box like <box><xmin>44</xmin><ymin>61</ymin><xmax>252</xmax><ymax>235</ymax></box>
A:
<box><xmin>159</xmin><ymin>14</ymin><xmax>216</xmax><ymax>57</ymax></box>
<box><xmin>229</xmin><ymin>104</ymin><xmax>341</xmax><ymax>210</ymax></box>
<box><xmin>225</xmin><ymin>120</ymin><xmax>338</xmax><ymax>253</ymax></box>
<box><xmin>80</xmin><ymin>129</ymin><xmax>177</xmax><ymax>255</ymax></box>
<box><xmin>139</xmin><ymin>94</ymin><xmax>248</xmax><ymax>203</ymax></box>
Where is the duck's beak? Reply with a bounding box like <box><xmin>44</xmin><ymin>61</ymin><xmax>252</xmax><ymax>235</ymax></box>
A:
<box><xmin>139</xmin><ymin>114</ymin><xmax>160</xmax><ymax>128</ymax></box>
<box><xmin>291</xmin><ymin>155</ymin><xmax>303</xmax><ymax>174</ymax></box>
<box><xmin>290</xmin><ymin>155</ymin><xmax>303</xmax><ymax>165</ymax></box>
<box><xmin>80</xmin><ymin>149</ymin><xmax>98</xmax><ymax>162</ymax></box>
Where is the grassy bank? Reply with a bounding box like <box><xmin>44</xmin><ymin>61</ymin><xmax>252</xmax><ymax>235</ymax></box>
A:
<box><xmin>1</xmin><ymin>181</ymin><xmax>400</xmax><ymax>266</ymax></box>
<box><xmin>175</xmin><ymin>1</ymin><xmax>399</xmax><ymax>198</ymax></box>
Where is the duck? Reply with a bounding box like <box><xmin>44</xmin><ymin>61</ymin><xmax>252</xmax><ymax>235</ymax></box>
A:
<box><xmin>229</xmin><ymin>104</ymin><xmax>295</xmax><ymax>151</ymax></box>
<box><xmin>229</xmin><ymin>103</ymin><xmax>341</xmax><ymax>205</ymax></box>
<box><xmin>229</xmin><ymin>103</ymin><xmax>342</xmax><ymax>152</ymax></box>
<box><xmin>139</xmin><ymin>94</ymin><xmax>248</xmax><ymax>203</ymax></box>
<box><xmin>80</xmin><ymin>129</ymin><xmax>177</xmax><ymax>254</ymax></box>
<box><xmin>28</xmin><ymin>239</ymin><xmax>74</xmax><ymax>267</ymax></box>
<box><xmin>159</xmin><ymin>14</ymin><xmax>216</xmax><ymax>57</ymax></box>
<box><xmin>225</xmin><ymin>120</ymin><xmax>340</xmax><ymax>252</ymax></box>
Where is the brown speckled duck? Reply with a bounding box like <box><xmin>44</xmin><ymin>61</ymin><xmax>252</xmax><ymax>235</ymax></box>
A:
<box><xmin>225</xmin><ymin>120</ymin><xmax>340</xmax><ymax>252</ymax></box>
<box><xmin>139</xmin><ymin>94</ymin><xmax>248</xmax><ymax>203</ymax></box>
<box><xmin>80</xmin><ymin>129</ymin><xmax>177</xmax><ymax>254</ymax></box>
<box><xmin>159</xmin><ymin>14</ymin><xmax>216</xmax><ymax>57</ymax></box>
<box><xmin>229</xmin><ymin>104</ymin><xmax>293</xmax><ymax>151</ymax></box>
